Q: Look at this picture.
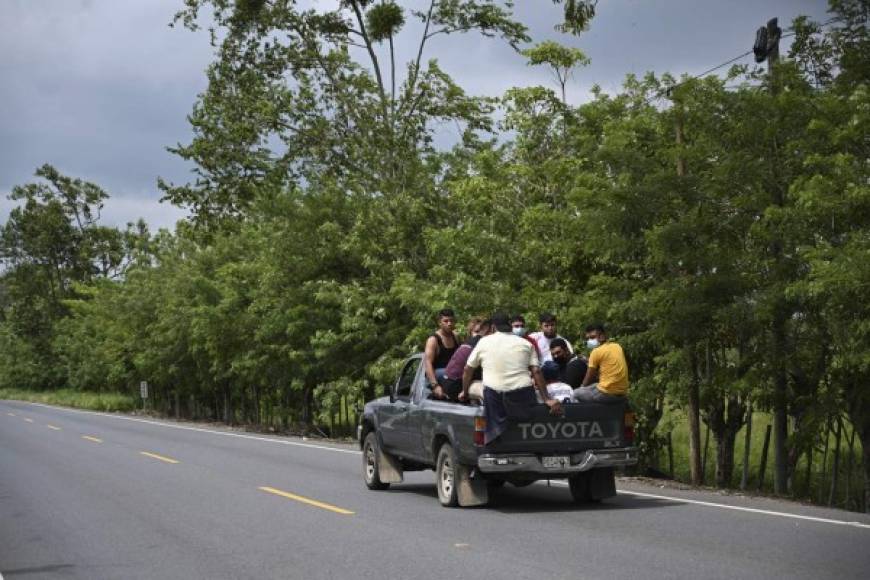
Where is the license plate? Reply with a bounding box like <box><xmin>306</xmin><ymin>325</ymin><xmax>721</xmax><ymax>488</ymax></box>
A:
<box><xmin>542</xmin><ymin>455</ymin><xmax>570</xmax><ymax>469</ymax></box>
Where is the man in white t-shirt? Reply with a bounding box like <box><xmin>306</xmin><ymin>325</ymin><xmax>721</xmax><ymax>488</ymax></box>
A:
<box><xmin>528</xmin><ymin>312</ymin><xmax>572</xmax><ymax>364</ymax></box>
<box><xmin>460</xmin><ymin>315</ymin><xmax>546</xmax><ymax>399</ymax></box>
<box><xmin>460</xmin><ymin>312</ymin><xmax>562</xmax><ymax>443</ymax></box>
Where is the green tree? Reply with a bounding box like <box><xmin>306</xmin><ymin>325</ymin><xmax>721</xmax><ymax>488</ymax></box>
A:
<box><xmin>522</xmin><ymin>40</ymin><xmax>589</xmax><ymax>103</ymax></box>
<box><xmin>0</xmin><ymin>165</ymin><xmax>123</xmax><ymax>389</ymax></box>
<box><xmin>163</xmin><ymin>0</ymin><xmax>532</xmax><ymax>224</ymax></box>
<box><xmin>788</xmin><ymin>52</ymin><xmax>870</xmax><ymax>506</ymax></box>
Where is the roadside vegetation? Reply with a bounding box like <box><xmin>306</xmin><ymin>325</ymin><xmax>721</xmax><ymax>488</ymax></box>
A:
<box><xmin>0</xmin><ymin>1</ymin><xmax>867</xmax><ymax>512</ymax></box>
<box><xmin>0</xmin><ymin>388</ymin><xmax>136</xmax><ymax>413</ymax></box>
<box><xmin>666</xmin><ymin>410</ymin><xmax>865</xmax><ymax>512</ymax></box>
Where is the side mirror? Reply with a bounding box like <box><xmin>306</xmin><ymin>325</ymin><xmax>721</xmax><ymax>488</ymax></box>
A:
<box><xmin>386</xmin><ymin>383</ymin><xmax>396</xmax><ymax>403</ymax></box>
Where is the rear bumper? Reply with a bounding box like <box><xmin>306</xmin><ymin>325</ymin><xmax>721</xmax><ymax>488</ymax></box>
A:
<box><xmin>477</xmin><ymin>447</ymin><xmax>638</xmax><ymax>474</ymax></box>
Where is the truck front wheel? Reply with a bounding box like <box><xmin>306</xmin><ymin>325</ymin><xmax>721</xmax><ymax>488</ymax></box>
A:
<box><xmin>363</xmin><ymin>432</ymin><xmax>390</xmax><ymax>490</ymax></box>
<box><xmin>436</xmin><ymin>443</ymin><xmax>459</xmax><ymax>507</ymax></box>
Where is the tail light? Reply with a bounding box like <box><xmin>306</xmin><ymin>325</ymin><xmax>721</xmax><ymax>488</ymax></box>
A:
<box><xmin>474</xmin><ymin>416</ymin><xmax>486</xmax><ymax>446</ymax></box>
<box><xmin>623</xmin><ymin>411</ymin><xmax>636</xmax><ymax>444</ymax></box>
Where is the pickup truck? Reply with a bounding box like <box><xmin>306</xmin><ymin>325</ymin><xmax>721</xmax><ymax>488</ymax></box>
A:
<box><xmin>358</xmin><ymin>353</ymin><xmax>638</xmax><ymax>507</ymax></box>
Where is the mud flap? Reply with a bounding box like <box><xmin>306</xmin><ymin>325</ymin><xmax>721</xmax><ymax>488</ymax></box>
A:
<box><xmin>377</xmin><ymin>448</ymin><xmax>404</xmax><ymax>484</ymax></box>
<box><xmin>587</xmin><ymin>467</ymin><xmax>616</xmax><ymax>500</ymax></box>
<box><xmin>456</xmin><ymin>464</ymin><xmax>489</xmax><ymax>507</ymax></box>
<box><xmin>569</xmin><ymin>467</ymin><xmax>616</xmax><ymax>502</ymax></box>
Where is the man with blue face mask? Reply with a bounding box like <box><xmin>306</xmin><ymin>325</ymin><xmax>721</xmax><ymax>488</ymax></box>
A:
<box><xmin>510</xmin><ymin>314</ymin><xmax>542</xmax><ymax>360</ymax></box>
<box><xmin>573</xmin><ymin>323</ymin><xmax>629</xmax><ymax>404</ymax></box>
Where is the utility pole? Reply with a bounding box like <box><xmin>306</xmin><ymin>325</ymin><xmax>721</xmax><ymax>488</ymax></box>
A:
<box><xmin>754</xmin><ymin>17</ymin><xmax>782</xmax><ymax>91</ymax></box>
<box><xmin>755</xmin><ymin>16</ymin><xmax>790</xmax><ymax>495</ymax></box>
<box><xmin>669</xmin><ymin>84</ymin><xmax>702</xmax><ymax>486</ymax></box>
<box><xmin>674</xmin><ymin>96</ymin><xmax>687</xmax><ymax>178</ymax></box>
<box><xmin>678</xmin><ymin>103</ymin><xmax>701</xmax><ymax>487</ymax></box>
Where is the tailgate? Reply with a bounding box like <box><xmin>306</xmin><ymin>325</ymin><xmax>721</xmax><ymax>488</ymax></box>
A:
<box><xmin>484</xmin><ymin>403</ymin><xmax>626</xmax><ymax>454</ymax></box>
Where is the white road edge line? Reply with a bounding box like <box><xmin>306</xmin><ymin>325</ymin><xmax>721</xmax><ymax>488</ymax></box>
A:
<box><xmin>25</xmin><ymin>402</ymin><xmax>359</xmax><ymax>455</ymax></box>
<box><xmin>617</xmin><ymin>489</ymin><xmax>870</xmax><ymax>529</ymax></box>
<box><xmin>541</xmin><ymin>480</ymin><xmax>870</xmax><ymax>530</ymax></box>
<box><xmin>14</xmin><ymin>402</ymin><xmax>870</xmax><ymax>530</ymax></box>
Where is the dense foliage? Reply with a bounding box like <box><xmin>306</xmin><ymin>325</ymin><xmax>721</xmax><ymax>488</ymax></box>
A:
<box><xmin>1</xmin><ymin>1</ymin><xmax>867</xmax><ymax>510</ymax></box>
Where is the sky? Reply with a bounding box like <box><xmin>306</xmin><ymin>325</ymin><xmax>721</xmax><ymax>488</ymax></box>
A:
<box><xmin>0</xmin><ymin>0</ymin><xmax>830</xmax><ymax>231</ymax></box>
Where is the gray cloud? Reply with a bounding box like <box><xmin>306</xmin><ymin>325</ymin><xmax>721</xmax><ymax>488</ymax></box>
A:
<box><xmin>0</xmin><ymin>0</ymin><xmax>211</xmax><ymax>230</ymax></box>
<box><xmin>1</xmin><ymin>0</ymin><xmax>829</xmax><ymax>231</ymax></box>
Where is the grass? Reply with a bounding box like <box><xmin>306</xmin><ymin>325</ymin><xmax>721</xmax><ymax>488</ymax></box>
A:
<box><xmin>663</xmin><ymin>408</ymin><xmax>770</xmax><ymax>487</ymax></box>
<box><xmin>0</xmin><ymin>388</ymin><xmax>137</xmax><ymax>413</ymax></box>
<box><xmin>658</xmin><ymin>405</ymin><xmax>865</xmax><ymax>511</ymax></box>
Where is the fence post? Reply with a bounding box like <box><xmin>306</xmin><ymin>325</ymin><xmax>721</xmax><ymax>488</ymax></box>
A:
<box><xmin>740</xmin><ymin>403</ymin><xmax>752</xmax><ymax>490</ymax></box>
<box><xmin>845</xmin><ymin>424</ymin><xmax>857</xmax><ymax>508</ymax></box>
<box><xmin>818</xmin><ymin>420</ymin><xmax>831</xmax><ymax>504</ymax></box>
<box><xmin>757</xmin><ymin>424</ymin><xmax>772</xmax><ymax>492</ymax></box>
<box><xmin>828</xmin><ymin>417</ymin><xmax>843</xmax><ymax>507</ymax></box>
<box><xmin>702</xmin><ymin>424</ymin><xmax>711</xmax><ymax>485</ymax></box>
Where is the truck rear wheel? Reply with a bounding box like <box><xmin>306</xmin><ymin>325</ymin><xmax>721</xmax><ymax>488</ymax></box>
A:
<box><xmin>509</xmin><ymin>480</ymin><xmax>534</xmax><ymax>488</ymax></box>
<box><xmin>436</xmin><ymin>443</ymin><xmax>459</xmax><ymax>507</ymax></box>
<box><xmin>486</xmin><ymin>478</ymin><xmax>506</xmax><ymax>489</ymax></box>
<box><xmin>363</xmin><ymin>432</ymin><xmax>390</xmax><ymax>490</ymax></box>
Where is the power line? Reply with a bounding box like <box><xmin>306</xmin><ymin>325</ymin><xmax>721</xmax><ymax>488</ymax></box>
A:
<box><xmin>643</xmin><ymin>15</ymin><xmax>845</xmax><ymax>105</ymax></box>
<box><xmin>642</xmin><ymin>49</ymin><xmax>757</xmax><ymax>105</ymax></box>
<box><xmin>688</xmin><ymin>50</ymin><xmax>754</xmax><ymax>82</ymax></box>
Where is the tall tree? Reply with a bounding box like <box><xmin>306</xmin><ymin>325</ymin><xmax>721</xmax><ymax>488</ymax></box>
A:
<box><xmin>522</xmin><ymin>41</ymin><xmax>589</xmax><ymax>103</ymax></box>
<box><xmin>788</xmin><ymin>0</ymin><xmax>870</xmax><ymax>507</ymax></box>
<box><xmin>163</xmin><ymin>0</ymin><xmax>532</xmax><ymax>224</ymax></box>
<box><xmin>0</xmin><ymin>165</ymin><xmax>122</xmax><ymax>389</ymax></box>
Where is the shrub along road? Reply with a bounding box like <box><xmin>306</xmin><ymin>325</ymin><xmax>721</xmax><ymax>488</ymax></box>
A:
<box><xmin>1</xmin><ymin>400</ymin><xmax>868</xmax><ymax>580</ymax></box>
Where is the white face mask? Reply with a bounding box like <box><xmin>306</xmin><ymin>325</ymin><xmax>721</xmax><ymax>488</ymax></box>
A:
<box><xmin>512</xmin><ymin>326</ymin><xmax>525</xmax><ymax>336</ymax></box>
<box><xmin>586</xmin><ymin>338</ymin><xmax>600</xmax><ymax>349</ymax></box>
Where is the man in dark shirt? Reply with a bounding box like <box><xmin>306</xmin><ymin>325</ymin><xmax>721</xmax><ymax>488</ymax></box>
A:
<box><xmin>550</xmin><ymin>337</ymin><xmax>587</xmax><ymax>389</ymax></box>
<box><xmin>424</xmin><ymin>308</ymin><xmax>459</xmax><ymax>399</ymax></box>
<box><xmin>438</xmin><ymin>319</ymin><xmax>492</xmax><ymax>400</ymax></box>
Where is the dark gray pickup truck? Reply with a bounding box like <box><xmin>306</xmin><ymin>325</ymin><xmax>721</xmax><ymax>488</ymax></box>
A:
<box><xmin>358</xmin><ymin>353</ymin><xmax>638</xmax><ymax>507</ymax></box>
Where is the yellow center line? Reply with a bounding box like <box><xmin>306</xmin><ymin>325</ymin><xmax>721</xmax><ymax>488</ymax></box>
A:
<box><xmin>23</xmin><ymin>417</ymin><xmax>34</xmax><ymax>423</ymax></box>
<box><xmin>258</xmin><ymin>486</ymin><xmax>354</xmax><ymax>515</ymax></box>
<box><xmin>47</xmin><ymin>424</ymin><xmax>61</xmax><ymax>431</ymax></box>
<box><xmin>139</xmin><ymin>451</ymin><xmax>179</xmax><ymax>464</ymax></box>
<box><xmin>82</xmin><ymin>435</ymin><xmax>103</xmax><ymax>443</ymax></box>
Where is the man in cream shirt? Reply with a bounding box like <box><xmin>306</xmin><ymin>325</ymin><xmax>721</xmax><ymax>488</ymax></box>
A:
<box><xmin>460</xmin><ymin>313</ymin><xmax>562</xmax><ymax>442</ymax></box>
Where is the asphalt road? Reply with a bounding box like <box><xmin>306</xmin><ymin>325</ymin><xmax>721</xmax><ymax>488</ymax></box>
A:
<box><xmin>2</xmin><ymin>400</ymin><xmax>869</xmax><ymax>580</ymax></box>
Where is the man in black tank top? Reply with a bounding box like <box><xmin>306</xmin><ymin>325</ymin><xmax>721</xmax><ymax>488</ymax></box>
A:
<box><xmin>424</xmin><ymin>308</ymin><xmax>459</xmax><ymax>399</ymax></box>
